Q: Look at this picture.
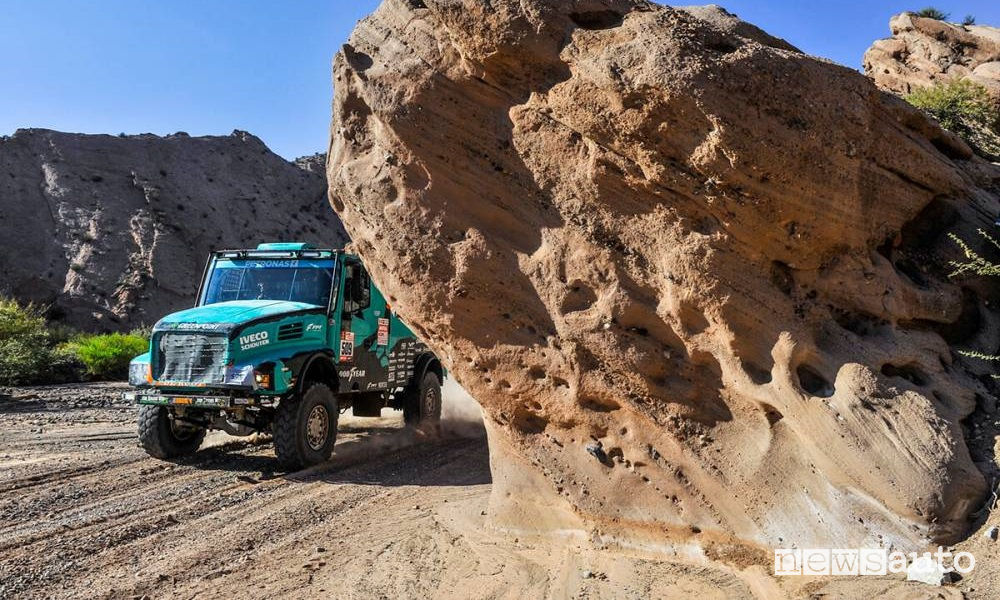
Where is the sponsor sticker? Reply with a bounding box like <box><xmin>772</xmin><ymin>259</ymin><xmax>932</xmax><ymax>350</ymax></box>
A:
<box><xmin>168</xmin><ymin>322</ymin><xmax>228</xmax><ymax>332</ymax></box>
<box><xmin>306</xmin><ymin>323</ymin><xmax>322</xmax><ymax>332</ymax></box>
<box><xmin>339</xmin><ymin>367</ymin><xmax>366</xmax><ymax>380</ymax></box>
<box><xmin>239</xmin><ymin>331</ymin><xmax>270</xmax><ymax>351</ymax></box>
<box><xmin>340</xmin><ymin>330</ymin><xmax>355</xmax><ymax>362</ymax></box>
<box><xmin>250</xmin><ymin>260</ymin><xmax>299</xmax><ymax>268</ymax></box>
<box><xmin>377</xmin><ymin>318</ymin><xmax>389</xmax><ymax>346</ymax></box>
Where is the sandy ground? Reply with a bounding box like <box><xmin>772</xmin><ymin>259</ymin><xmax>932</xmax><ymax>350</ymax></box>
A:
<box><xmin>0</xmin><ymin>383</ymin><xmax>997</xmax><ymax>599</ymax></box>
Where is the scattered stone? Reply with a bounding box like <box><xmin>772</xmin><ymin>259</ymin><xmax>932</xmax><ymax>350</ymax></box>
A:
<box><xmin>906</xmin><ymin>555</ymin><xmax>951</xmax><ymax>586</ymax></box>
<box><xmin>585</xmin><ymin>442</ymin><xmax>608</xmax><ymax>464</ymax></box>
<box><xmin>985</xmin><ymin>525</ymin><xmax>999</xmax><ymax>541</ymax></box>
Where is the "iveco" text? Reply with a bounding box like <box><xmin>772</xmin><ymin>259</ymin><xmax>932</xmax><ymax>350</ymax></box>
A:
<box><xmin>239</xmin><ymin>331</ymin><xmax>270</xmax><ymax>350</ymax></box>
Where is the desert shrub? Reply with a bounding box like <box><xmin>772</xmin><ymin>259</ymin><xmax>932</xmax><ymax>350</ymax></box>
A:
<box><xmin>949</xmin><ymin>229</ymin><xmax>1000</xmax><ymax>278</ymax></box>
<box><xmin>949</xmin><ymin>230</ymin><xmax>1000</xmax><ymax>373</ymax></box>
<box><xmin>62</xmin><ymin>332</ymin><xmax>149</xmax><ymax>381</ymax></box>
<box><xmin>915</xmin><ymin>7</ymin><xmax>949</xmax><ymax>20</ymax></box>
<box><xmin>0</xmin><ymin>297</ymin><xmax>152</xmax><ymax>384</ymax></box>
<box><xmin>907</xmin><ymin>80</ymin><xmax>1000</xmax><ymax>159</ymax></box>
<box><xmin>0</xmin><ymin>299</ymin><xmax>78</xmax><ymax>385</ymax></box>
<box><xmin>0</xmin><ymin>297</ymin><xmax>47</xmax><ymax>339</ymax></box>
<box><xmin>962</xmin><ymin>15</ymin><xmax>976</xmax><ymax>26</ymax></box>
<box><xmin>129</xmin><ymin>325</ymin><xmax>153</xmax><ymax>339</ymax></box>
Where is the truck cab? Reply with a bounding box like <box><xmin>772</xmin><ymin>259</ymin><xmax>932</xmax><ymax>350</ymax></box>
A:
<box><xmin>125</xmin><ymin>242</ymin><xmax>444</xmax><ymax>469</ymax></box>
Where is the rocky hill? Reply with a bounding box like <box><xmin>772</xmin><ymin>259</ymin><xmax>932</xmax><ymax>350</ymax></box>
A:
<box><xmin>865</xmin><ymin>12</ymin><xmax>1000</xmax><ymax>98</ymax></box>
<box><xmin>329</xmin><ymin>0</ymin><xmax>1000</xmax><ymax>553</ymax></box>
<box><xmin>0</xmin><ymin>129</ymin><xmax>348</xmax><ymax>331</ymax></box>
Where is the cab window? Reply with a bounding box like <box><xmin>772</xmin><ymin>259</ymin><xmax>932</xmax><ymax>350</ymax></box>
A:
<box><xmin>342</xmin><ymin>263</ymin><xmax>370</xmax><ymax>314</ymax></box>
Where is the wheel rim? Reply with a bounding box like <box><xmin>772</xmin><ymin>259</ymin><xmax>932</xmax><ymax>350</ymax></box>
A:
<box><xmin>422</xmin><ymin>387</ymin><xmax>437</xmax><ymax>416</ymax></box>
<box><xmin>306</xmin><ymin>405</ymin><xmax>330</xmax><ymax>451</ymax></box>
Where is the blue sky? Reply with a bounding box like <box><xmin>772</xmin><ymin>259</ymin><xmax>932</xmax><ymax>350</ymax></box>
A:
<box><xmin>1</xmin><ymin>1</ymin><xmax>998</xmax><ymax>160</ymax></box>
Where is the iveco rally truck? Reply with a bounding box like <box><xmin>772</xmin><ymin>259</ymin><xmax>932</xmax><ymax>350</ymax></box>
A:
<box><xmin>124</xmin><ymin>243</ymin><xmax>444</xmax><ymax>469</ymax></box>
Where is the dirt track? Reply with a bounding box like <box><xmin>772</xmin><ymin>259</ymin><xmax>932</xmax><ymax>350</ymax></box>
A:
<box><xmin>1</xmin><ymin>384</ymin><xmax>997</xmax><ymax>599</ymax></box>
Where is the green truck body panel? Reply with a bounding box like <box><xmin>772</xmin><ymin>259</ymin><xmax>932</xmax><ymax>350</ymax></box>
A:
<box><xmin>127</xmin><ymin>245</ymin><xmax>436</xmax><ymax>410</ymax></box>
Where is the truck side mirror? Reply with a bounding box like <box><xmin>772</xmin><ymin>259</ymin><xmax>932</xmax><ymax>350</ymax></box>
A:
<box><xmin>352</xmin><ymin>269</ymin><xmax>371</xmax><ymax>311</ymax></box>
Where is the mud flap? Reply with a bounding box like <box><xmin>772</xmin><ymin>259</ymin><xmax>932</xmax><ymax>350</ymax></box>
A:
<box><xmin>351</xmin><ymin>393</ymin><xmax>385</xmax><ymax>417</ymax></box>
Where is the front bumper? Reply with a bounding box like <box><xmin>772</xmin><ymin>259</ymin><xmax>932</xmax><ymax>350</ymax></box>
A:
<box><xmin>124</xmin><ymin>390</ymin><xmax>275</xmax><ymax>409</ymax></box>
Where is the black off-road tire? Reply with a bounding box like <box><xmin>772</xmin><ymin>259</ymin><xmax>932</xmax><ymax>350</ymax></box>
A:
<box><xmin>273</xmin><ymin>383</ymin><xmax>338</xmax><ymax>470</ymax></box>
<box><xmin>137</xmin><ymin>405</ymin><xmax>206</xmax><ymax>459</ymax></box>
<box><xmin>404</xmin><ymin>372</ymin><xmax>442</xmax><ymax>431</ymax></box>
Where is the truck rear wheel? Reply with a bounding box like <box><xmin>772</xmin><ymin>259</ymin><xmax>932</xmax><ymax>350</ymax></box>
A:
<box><xmin>273</xmin><ymin>382</ymin><xmax>338</xmax><ymax>470</ymax></box>
<box><xmin>137</xmin><ymin>405</ymin><xmax>206</xmax><ymax>459</ymax></box>
<box><xmin>404</xmin><ymin>372</ymin><xmax>442</xmax><ymax>431</ymax></box>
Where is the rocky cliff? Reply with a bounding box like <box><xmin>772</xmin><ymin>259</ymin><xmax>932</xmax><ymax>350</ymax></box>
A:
<box><xmin>865</xmin><ymin>12</ymin><xmax>1000</xmax><ymax>98</ymax></box>
<box><xmin>0</xmin><ymin>129</ymin><xmax>348</xmax><ymax>331</ymax></box>
<box><xmin>329</xmin><ymin>0</ymin><xmax>1000</xmax><ymax>553</ymax></box>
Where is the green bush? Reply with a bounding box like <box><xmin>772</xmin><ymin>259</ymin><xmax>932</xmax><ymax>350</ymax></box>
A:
<box><xmin>915</xmin><ymin>7</ymin><xmax>949</xmax><ymax>20</ymax></box>
<box><xmin>0</xmin><ymin>296</ymin><xmax>151</xmax><ymax>385</ymax></box>
<box><xmin>0</xmin><ymin>299</ymin><xmax>75</xmax><ymax>386</ymax></box>
<box><xmin>62</xmin><ymin>333</ymin><xmax>149</xmax><ymax>381</ymax></box>
<box><xmin>906</xmin><ymin>80</ymin><xmax>1000</xmax><ymax>159</ymax></box>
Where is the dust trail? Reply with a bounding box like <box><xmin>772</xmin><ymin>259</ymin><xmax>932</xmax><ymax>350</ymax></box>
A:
<box><xmin>441</xmin><ymin>377</ymin><xmax>485</xmax><ymax>438</ymax></box>
<box><xmin>328</xmin><ymin>378</ymin><xmax>485</xmax><ymax>459</ymax></box>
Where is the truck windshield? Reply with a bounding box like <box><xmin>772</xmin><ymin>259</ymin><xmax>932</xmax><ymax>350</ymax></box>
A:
<box><xmin>201</xmin><ymin>258</ymin><xmax>336</xmax><ymax>307</ymax></box>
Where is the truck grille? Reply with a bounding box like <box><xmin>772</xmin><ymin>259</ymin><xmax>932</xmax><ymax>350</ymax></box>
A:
<box><xmin>154</xmin><ymin>332</ymin><xmax>228</xmax><ymax>384</ymax></box>
<box><xmin>278</xmin><ymin>322</ymin><xmax>303</xmax><ymax>341</ymax></box>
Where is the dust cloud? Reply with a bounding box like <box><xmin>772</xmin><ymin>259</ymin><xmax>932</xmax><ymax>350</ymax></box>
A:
<box><xmin>441</xmin><ymin>377</ymin><xmax>485</xmax><ymax>438</ymax></box>
<box><xmin>331</xmin><ymin>376</ymin><xmax>484</xmax><ymax>460</ymax></box>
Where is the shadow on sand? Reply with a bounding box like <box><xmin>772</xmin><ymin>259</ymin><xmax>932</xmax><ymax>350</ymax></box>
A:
<box><xmin>171</xmin><ymin>422</ymin><xmax>491</xmax><ymax>488</ymax></box>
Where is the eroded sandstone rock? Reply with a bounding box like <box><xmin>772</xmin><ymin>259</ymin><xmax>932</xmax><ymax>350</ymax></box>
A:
<box><xmin>1</xmin><ymin>129</ymin><xmax>347</xmax><ymax>330</ymax></box>
<box><xmin>865</xmin><ymin>12</ymin><xmax>1000</xmax><ymax>98</ymax></box>
<box><xmin>329</xmin><ymin>0</ymin><xmax>999</xmax><ymax>551</ymax></box>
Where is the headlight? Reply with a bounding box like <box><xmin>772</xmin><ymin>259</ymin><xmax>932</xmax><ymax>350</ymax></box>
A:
<box><xmin>254</xmin><ymin>371</ymin><xmax>272</xmax><ymax>389</ymax></box>
<box><xmin>224</xmin><ymin>365</ymin><xmax>254</xmax><ymax>386</ymax></box>
<box><xmin>129</xmin><ymin>362</ymin><xmax>151</xmax><ymax>386</ymax></box>
<box><xmin>252</xmin><ymin>363</ymin><xmax>276</xmax><ymax>390</ymax></box>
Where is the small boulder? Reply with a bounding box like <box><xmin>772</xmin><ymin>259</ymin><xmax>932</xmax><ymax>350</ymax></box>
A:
<box><xmin>906</xmin><ymin>555</ymin><xmax>951</xmax><ymax>586</ymax></box>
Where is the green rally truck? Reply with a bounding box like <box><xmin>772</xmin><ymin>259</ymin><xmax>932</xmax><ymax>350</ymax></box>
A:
<box><xmin>124</xmin><ymin>242</ymin><xmax>444</xmax><ymax>469</ymax></box>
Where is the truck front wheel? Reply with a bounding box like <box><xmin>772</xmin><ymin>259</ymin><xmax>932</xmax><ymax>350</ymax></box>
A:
<box><xmin>404</xmin><ymin>372</ymin><xmax>442</xmax><ymax>432</ymax></box>
<box><xmin>137</xmin><ymin>405</ymin><xmax>206</xmax><ymax>459</ymax></box>
<box><xmin>273</xmin><ymin>382</ymin><xmax>339</xmax><ymax>470</ymax></box>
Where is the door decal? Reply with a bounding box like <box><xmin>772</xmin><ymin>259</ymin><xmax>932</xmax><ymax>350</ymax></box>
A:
<box><xmin>377</xmin><ymin>318</ymin><xmax>389</xmax><ymax>346</ymax></box>
<box><xmin>340</xmin><ymin>330</ymin><xmax>355</xmax><ymax>362</ymax></box>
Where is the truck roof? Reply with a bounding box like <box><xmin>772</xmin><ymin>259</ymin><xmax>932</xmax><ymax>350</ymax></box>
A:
<box><xmin>255</xmin><ymin>242</ymin><xmax>317</xmax><ymax>251</ymax></box>
<box><xmin>210</xmin><ymin>243</ymin><xmax>349</xmax><ymax>261</ymax></box>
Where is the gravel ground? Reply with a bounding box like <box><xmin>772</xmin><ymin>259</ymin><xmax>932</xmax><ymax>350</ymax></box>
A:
<box><xmin>1</xmin><ymin>384</ymin><xmax>997</xmax><ymax>599</ymax></box>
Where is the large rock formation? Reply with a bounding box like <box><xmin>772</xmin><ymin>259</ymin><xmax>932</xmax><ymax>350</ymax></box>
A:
<box><xmin>329</xmin><ymin>0</ymin><xmax>1000</xmax><ymax>552</ymax></box>
<box><xmin>865</xmin><ymin>12</ymin><xmax>1000</xmax><ymax>98</ymax></box>
<box><xmin>1</xmin><ymin>129</ymin><xmax>348</xmax><ymax>331</ymax></box>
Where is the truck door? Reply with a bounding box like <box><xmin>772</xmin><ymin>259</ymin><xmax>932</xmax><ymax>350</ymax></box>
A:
<box><xmin>336</xmin><ymin>259</ymin><xmax>389</xmax><ymax>392</ymax></box>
